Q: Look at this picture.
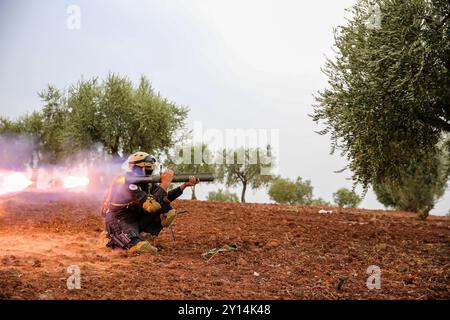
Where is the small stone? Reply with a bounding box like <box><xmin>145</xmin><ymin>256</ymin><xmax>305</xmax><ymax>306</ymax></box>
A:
<box><xmin>266</xmin><ymin>240</ymin><xmax>280</xmax><ymax>248</ymax></box>
<box><xmin>375</xmin><ymin>243</ymin><xmax>388</xmax><ymax>251</ymax></box>
<box><xmin>253</xmin><ymin>271</ymin><xmax>260</xmax><ymax>277</ymax></box>
<box><xmin>32</xmin><ymin>259</ymin><xmax>42</xmax><ymax>268</ymax></box>
<box><xmin>2</xmin><ymin>255</ymin><xmax>18</xmax><ymax>266</ymax></box>
<box><xmin>397</xmin><ymin>264</ymin><xmax>408</xmax><ymax>272</ymax></box>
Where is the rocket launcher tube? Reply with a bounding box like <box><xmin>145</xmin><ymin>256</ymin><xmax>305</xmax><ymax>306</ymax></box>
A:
<box><xmin>127</xmin><ymin>173</ymin><xmax>215</xmax><ymax>184</ymax></box>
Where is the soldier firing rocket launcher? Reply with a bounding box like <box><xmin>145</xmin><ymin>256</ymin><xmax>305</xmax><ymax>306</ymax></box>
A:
<box><xmin>102</xmin><ymin>152</ymin><xmax>215</xmax><ymax>254</ymax></box>
<box><xmin>127</xmin><ymin>172</ymin><xmax>215</xmax><ymax>184</ymax></box>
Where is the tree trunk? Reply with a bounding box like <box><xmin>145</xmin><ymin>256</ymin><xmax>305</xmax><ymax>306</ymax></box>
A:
<box><xmin>418</xmin><ymin>206</ymin><xmax>431</xmax><ymax>220</ymax></box>
<box><xmin>111</xmin><ymin>146</ymin><xmax>120</xmax><ymax>161</ymax></box>
<box><xmin>111</xmin><ymin>138</ymin><xmax>121</xmax><ymax>160</ymax></box>
<box><xmin>241</xmin><ymin>181</ymin><xmax>247</xmax><ymax>203</ymax></box>
<box><xmin>191</xmin><ymin>185</ymin><xmax>197</xmax><ymax>200</ymax></box>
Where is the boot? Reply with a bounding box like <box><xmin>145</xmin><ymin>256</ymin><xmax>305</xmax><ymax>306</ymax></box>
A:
<box><xmin>128</xmin><ymin>240</ymin><xmax>158</xmax><ymax>254</ymax></box>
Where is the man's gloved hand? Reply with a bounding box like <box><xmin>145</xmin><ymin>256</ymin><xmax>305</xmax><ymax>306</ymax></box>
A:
<box><xmin>181</xmin><ymin>175</ymin><xmax>200</xmax><ymax>190</ymax></box>
<box><xmin>160</xmin><ymin>209</ymin><xmax>177</xmax><ymax>228</ymax></box>
<box><xmin>160</xmin><ymin>169</ymin><xmax>174</xmax><ymax>191</ymax></box>
<box><xmin>142</xmin><ymin>196</ymin><xmax>162</xmax><ymax>213</ymax></box>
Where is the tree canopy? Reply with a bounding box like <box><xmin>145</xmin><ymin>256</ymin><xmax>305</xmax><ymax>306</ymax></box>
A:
<box><xmin>268</xmin><ymin>177</ymin><xmax>313</xmax><ymax>205</ymax></box>
<box><xmin>216</xmin><ymin>147</ymin><xmax>274</xmax><ymax>203</ymax></box>
<box><xmin>312</xmin><ymin>0</ymin><xmax>450</xmax><ymax>189</ymax></box>
<box><xmin>333</xmin><ymin>188</ymin><xmax>362</xmax><ymax>208</ymax></box>
<box><xmin>374</xmin><ymin>139</ymin><xmax>449</xmax><ymax>218</ymax></box>
<box><xmin>165</xmin><ymin>144</ymin><xmax>216</xmax><ymax>199</ymax></box>
<box><xmin>268</xmin><ymin>176</ymin><xmax>331</xmax><ymax>206</ymax></box>
<box><xmin>1</xmin><ymin>74</ymin><xmax>188</xmax><ymax>165</ymax></box>
<box><xmin>207</xmin><ymin>189</ymin><xmax>239</xmax><ymax>202</ymax></box>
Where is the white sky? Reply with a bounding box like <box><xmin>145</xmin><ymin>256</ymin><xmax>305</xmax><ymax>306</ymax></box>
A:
<box><xmin>0</xmin><ymin>0</ymin><xmax>448</xmax><ymax>215</ymax></box>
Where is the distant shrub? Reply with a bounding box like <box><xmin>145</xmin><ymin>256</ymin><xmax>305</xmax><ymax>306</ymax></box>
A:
<box><xmin>309</xmin><ymin>198</ymin><xmax>331</xmax><ymax>207</ymax></box>
<box><xmin>373</xmin><ymin>146</ymin><xmax>449</xmax><ymax>219</ymax></box>
<box><xmin>333</xmin><ymin>188</ymin><xmax>362</xmax><ymax>208</ymax></box>
<box><xmin>268</xmin><ymin>177</ymin><xmax>313</xmax><ymax>205</ymax></box>
<box><xmin>207</xmin><ymin>189</ymin><xmax>239</xmax><ymax>202</ymax></box>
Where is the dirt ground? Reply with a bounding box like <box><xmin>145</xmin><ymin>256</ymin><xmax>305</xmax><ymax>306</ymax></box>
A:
<box><xmin>0</xmin><ymin>192</ymin><xmax>448</xmax><ymax>300</ymax></box>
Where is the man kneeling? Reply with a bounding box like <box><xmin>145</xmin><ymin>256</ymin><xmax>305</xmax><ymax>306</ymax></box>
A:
<box><xmin>101</xmin><ymin>152</ymin><xmax>199</xmax><ymax>254</ymax></box>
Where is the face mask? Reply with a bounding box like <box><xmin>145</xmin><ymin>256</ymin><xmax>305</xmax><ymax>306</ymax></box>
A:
<box><xmin>132</xmin><ymin>166</ymin><xmax>146</xmax><ymax>176</ymax></box>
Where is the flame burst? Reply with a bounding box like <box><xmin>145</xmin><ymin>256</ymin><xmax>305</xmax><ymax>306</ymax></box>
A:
<box><xmin>0</xmin><ymin>169</ymin><xmax>91</xmax><ymax>196</ymax></box>
<box><xmin>0</xmin><ymin>171</ymin><xmax>33</xmax><ymax>196</ymax></box>
<box><xmin>62</xmin><ymin>176</ymin><xmax>90</xmax><ymax>189</ymax></box>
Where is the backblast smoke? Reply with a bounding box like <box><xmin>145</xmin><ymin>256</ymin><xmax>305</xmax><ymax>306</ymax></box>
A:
<box><xmin>0</xmin><ymin>134</ymin><xmax>123</xmax><ymax>198</ymax></box>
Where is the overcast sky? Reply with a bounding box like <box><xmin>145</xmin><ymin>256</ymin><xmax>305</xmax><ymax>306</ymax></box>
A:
<box><xmin>0</xmin><ymin>0</ymin><xmax>448</xmax><ymax>215</ymax></box>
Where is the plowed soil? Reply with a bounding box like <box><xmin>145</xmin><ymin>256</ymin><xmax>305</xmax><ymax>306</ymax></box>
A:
<box><xmin>0</xmin><ymin>192</ymin><xmax>449</xmax><ymax>300</ymax></box>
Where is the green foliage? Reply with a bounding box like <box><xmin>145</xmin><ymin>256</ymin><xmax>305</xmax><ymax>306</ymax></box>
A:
<box><xmin>165</xmin><ymin>143</ymin><xmax>216</xmax><ymax>174</ymax></box>
<box><xmin>132</xmin><ymin>76</ymin><xmax>188</xmax><ymax>156</ymax></box>
<box><xmin>216</xmin><ymin>147</ymin><xmax>274</xmax><ymax>203</ymax></box>
<box><xmin>1</xmin><ymin>74</ymin><xmax>188</xmax><ymax>164</ymax></box>
<box><xmin>62</xmin><ymin>78</ymin><xmax>102</xmax><ymax>157</ymax></box>
<box><xmin>374</xmin><ymin>140</ymin><xmax>450</xmax><ymax>218</ymax></box>
<box><xmin>207</xmin><ymin>189</ymin><xmax>239</xmax><ymax>202</ymax></box>
<box><xmin>62</xmin><ymin>74</ymin><xmax>188</xmax><ymax>160</ymax></box>
<box><xmin>373</xmin><ymin>182</ymin><xmax>396</xmax><ymax>208</ymax></box>
<box><xmin>268</xmin><ymin>177</ymin><xmax>299</xmax><ymax>204</ymax></box>
<box><xmin>1</xmin><ymin>117</ymin><xmax>24</xmax><ymax>135</ymax></box>
<box><xmin>165</xmin><ymin>144</ymin><xmax>216</xmax><ymax>199</ymax></box>
<box><xmin>333</xmin><ymin>188</ymin><xmax>362</xmax><ymax>208</ymax></box>
<box><xmin>1</xmin><ymin>111</ymin><xmax>43</xmax><ymax>137</ymax></box>
<box><xmin>293</xmin><ymin>177</ymin><xmax>314</xmax><ymax>205</ymax></box>
<box><xmin>312</xmin><ymin>0</ymin><xmax>450</xmax><ymax>189</ymax></box>
<box><xmin>310</xmin><ymin>198</ymin><xmax>332</xmax><ymax>207</ymax></box>
<box><xmin>38</xmin><ymin>85</ymin><xmax>67</xmax><ymax>163</ymax></box>
<box><xmin>268</xmin><ymin>176</ymin><xmax>330</xmax><ymax>206</ymax></box>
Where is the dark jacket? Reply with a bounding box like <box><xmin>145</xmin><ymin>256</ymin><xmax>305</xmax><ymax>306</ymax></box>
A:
<box><xmin>105</xmin><ymin>172</ymin><xmax>183</xmax><ymax>224</ymax></box>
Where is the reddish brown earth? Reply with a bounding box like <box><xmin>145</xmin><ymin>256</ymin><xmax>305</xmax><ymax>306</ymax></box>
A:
<box><xmin>0</xmin><ymin>192</ymin><xmax>449</xmax><ymax>300</ymax></box>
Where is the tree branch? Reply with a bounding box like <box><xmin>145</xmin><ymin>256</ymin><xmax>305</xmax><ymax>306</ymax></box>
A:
<box><xmin>422</xmin><ymin>116</ymin><xmax>450</xmax><ymax>132</ymax></box>
<box><xmin>438</xmin><ymin>12</ymin><xmax>450</xmax><ymax>27</ymax></box>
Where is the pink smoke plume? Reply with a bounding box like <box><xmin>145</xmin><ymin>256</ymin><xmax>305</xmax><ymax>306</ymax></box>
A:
<box><xmin>0</xmin><ymin>134</ymin><xmax>123</xmax><ymax>198</ymax></box>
